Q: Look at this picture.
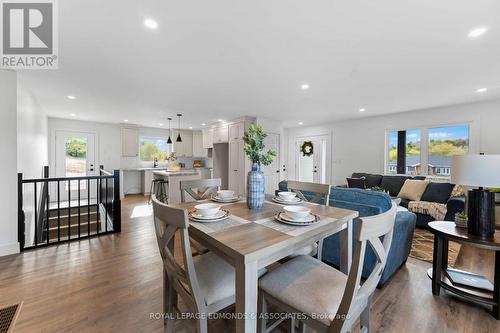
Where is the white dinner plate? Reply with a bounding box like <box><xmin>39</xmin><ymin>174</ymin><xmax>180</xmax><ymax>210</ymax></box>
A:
<box><xmin>211</xmin><ymin>196</ymin><xmax>240</xmax><ymax>203</ymax></box>
<box><xmin>272</xmin><ymin>197</ymin><xmax>303</xmax><ymax>205</ymax></box>
<box><xmin>274</xmin><ymin>212</ymin><xmax>319</xmax><ymax>226</ymax></box>
<box><xmin>189</xmin><ymin>209</ymin><xmax>229</xmax><ymax>221</ymax></box>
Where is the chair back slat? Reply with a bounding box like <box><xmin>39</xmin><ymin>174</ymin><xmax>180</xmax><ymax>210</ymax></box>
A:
<box><xmin>180</xmin><ymin>178</ymin><xmax>222</xmax><ymax>202</ymax></box>
<box><xmin>330</xmin><ymin>203</ymin><xmax>397</xmax><ymax>333</ymax></box>
<box><xmin>152</xmin><ymin>197</ymin><xmax>207</xmax><ymax>313</ymax></box>
<box><xmin>287</xmin><ymin>180</ymin><xmax>330</xmax><ymax>204</ymax></box>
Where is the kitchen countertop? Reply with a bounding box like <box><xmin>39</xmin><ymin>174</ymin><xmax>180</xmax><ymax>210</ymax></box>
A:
<box><xmin>121</xmin><ymin>167</ymin><xmax>212</xmax><ymax>171</ymax></box>
<box><xmin>153</xmin><ymin>170</ymin><xmax>200</xmax><ymax>176</ymax></box>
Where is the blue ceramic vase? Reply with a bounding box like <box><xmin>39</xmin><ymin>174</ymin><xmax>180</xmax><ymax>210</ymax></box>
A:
<box><xmin>247</xmin><ymin>163</ymin><xmax>265</xmax><ymax>209</ymax></box>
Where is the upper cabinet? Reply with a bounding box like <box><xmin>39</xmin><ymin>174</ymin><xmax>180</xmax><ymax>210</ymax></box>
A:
<box><xmin>229</xmin><ymin>122</ymin><xmax>245</xmax><ymax>141</ymax></box>
<box><xmin>202</xmin><ymin>128</ymin><xmax>214</xmax><ymax>149</ymax></box>
<box><xmin>173</xmin><ymin>130</ymin><xmax>193</xmax><ymax>157</ymax></box>
<box><xmin>121</xmin><ymin>127</ymin><xmax>139</xmax><ymax>157</ymax></box>
<box><xmin>192</xmin><ymin>131</ymin><xmax>208</xmax><ymax>157</ymax></box>
<box><xmin>213</xmin><ymin>125</ymin><xmax>229</xmax><ymax>144</ymax></box>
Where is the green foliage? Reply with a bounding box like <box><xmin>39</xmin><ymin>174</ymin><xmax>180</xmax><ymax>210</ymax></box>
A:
<box><xmin>140</xmin><ymin>142</ymin><xmax>167</xmax><ymax>161</ymax></box>
<box><xmin>65</xmin><ymin>137</ymin><xmax>87</xmax><ymax>158</ymax></box>
<box><xmin>243</xmin><ymin>124</ymin><xmax>277</xmax><ymax>166</ymax></box>
<box><xmin>429</xmin><ymin>139</ymin><xmax>468</xmax><ymax>157</ymax></box>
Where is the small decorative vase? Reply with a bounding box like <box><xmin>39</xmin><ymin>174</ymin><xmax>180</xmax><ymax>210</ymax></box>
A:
<box><xmin>247</xmin><ymin>163</ymin><xmax>265</xmax><ymax>209</ymax></box>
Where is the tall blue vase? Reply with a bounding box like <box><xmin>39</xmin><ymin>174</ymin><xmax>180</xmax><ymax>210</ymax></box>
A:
<box><xmin>247</xmin><ymin>163</ymin><xmax>265</xmax><ymax>209</ymax></box>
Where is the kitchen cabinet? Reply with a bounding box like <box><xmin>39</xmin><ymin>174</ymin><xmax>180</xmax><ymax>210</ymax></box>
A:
<box><xmin>121</xmin><ymin>127</ymin><xmax>139</xmax><ymax>157</ymax></box>
<box><xmin>173</xmin><ymin>130</ymin><xmax>193</xmax><ymax>157</ymax></box>
<box><xmin>192</xmin><ymin>131</ymin><xmax>208</xmax><ymax>157</ymax></box>
<box><xmin>202</xmin><ymin>128</ymin><xmax>214</xmax><ymax>148</ymax></box>
<box><xmin>229</xmin><ymin>122</ymin><xmax>245</xmax><ymax>141</ymax></box>
<box><xmin>228</xmin><ymin>139</ymin><xmax>248</xmax><ymax>196</ymax></box>
<box><xmin>213</xmin><ymin>125</ymin><xmax>229</xmax><ymax>144</ymax></box>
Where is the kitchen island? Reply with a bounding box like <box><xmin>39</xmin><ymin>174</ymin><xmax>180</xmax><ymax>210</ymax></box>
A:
<box><xmin>152</xmin><ymin>170</ymin><xmax>201</xmax><ymax>204</ymax></box>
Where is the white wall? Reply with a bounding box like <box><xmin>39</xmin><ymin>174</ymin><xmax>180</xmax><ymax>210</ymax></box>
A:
<box><xmin>0</xmin><ymin>70</ymin><xmax>19</xmax><ymax>256</ymax></box>
<box><xmin>285</xmin><ymin>99</ymin><xmax>500</xmax><ymax>186</ymax></box>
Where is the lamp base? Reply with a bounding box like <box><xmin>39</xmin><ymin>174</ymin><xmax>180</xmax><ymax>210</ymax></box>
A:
<box><xmin>467</xmin><ymin>189</ymin><xmax>495</xmax><ymax>238</ymax></box>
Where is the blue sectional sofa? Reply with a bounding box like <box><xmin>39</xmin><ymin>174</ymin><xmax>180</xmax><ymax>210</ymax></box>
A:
<box><xmin>278</xmin><ymin>181</ymin><xmax>417</xmax><ymax>287</ymax></box>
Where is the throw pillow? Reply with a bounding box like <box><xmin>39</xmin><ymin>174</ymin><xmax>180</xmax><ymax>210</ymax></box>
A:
<box><xmin>421</xmin><ymin>182</ymin><xmax>455</xmax><ymax>204</ymax></box>
<box><xmin>346</xmin><ymin>177</ymin><xmax>366</xmax><ymax>189</ymax></box>
<box><xmin>397</xmin><ymin>180</ymin><xmax>430</xmax><ymax>201</ymax></box>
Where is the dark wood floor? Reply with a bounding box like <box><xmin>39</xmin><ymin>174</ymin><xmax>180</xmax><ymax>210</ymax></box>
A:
<box><xmin>0</xmin><ymin>195</ymin><xmax>498</xmax><ymax>333</ymax></box>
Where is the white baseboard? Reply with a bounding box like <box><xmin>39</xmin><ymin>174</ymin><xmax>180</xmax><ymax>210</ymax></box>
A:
<box><xmin>0</xmin><ymin>242</ymin><xmax>20</xmax><ymax>257</ymax></box>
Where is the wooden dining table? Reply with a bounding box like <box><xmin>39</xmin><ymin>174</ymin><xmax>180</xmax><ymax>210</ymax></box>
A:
<box><xmin>172</xmin><ymin>195</ymin><xmax>359</xmax><ymax>333</ymax></box>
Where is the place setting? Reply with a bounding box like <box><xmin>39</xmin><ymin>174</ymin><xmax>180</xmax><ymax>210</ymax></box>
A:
<box><xmin>272</xmin><ymin>191</ymin><xmax>304</xmax><ymax>205</ymax></box>
<box><xmin>188</xmin><ymin>203</ymin><xmax>230</xmax><ymax>223</ymax></box>
<box><xmin>274</xmin><ymin>205</ymin><xmax>320</xmax><ymax>226</ymax></box>
<box><xmin>211</xmin><ymin>190</ymin><xmax>241</xmax><ymax>203</ymax></box>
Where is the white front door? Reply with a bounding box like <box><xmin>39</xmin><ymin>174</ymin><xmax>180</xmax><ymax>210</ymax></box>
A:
<box><xmin>262</xmin><ymin>133</ymin><xmax>280</xmax><ymax>195</ymax></box>
<box><xmin>296</xmin><ymin>135</ymin><xmax>328</xmax><ymax>184</ymax></box>
<box><xmin>55</xmin><ymin>131</ymin><xmax>97</xmax><ymax>200</ymax></box>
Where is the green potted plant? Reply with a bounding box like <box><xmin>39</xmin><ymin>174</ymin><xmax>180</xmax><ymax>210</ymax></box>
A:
<box><xmin>486</xmin><ymin>188</ymin><xmax>500</xmax><ymax>204</ymax></box>
<box><xmin>243</xmin><ymin>124</ymin><xmax>277</xmax><ymax>209</ymax></box>
<box><xmin>455</xmin><ymin>211</ymin><xmax>468</xmax><ymax>228</ymax></box>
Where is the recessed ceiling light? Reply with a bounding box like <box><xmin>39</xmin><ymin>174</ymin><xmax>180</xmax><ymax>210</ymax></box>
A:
<box><xmin>218</xmin><ymin>119</ymin><xmax>225</xmax><ymax>122</ymax></box>
<box><xmin>359</xmin><ymin>108</ymin><xmax>366</xmax><ymax>112</ymax></box>
<box><xmin>189</xmin><ymin>126</ymin><xmax>193</xmax><ymax>129</ymax></box>
<box><xmin>144</xmin><ymin>18</ymin><xmax>158</xmax><ymax>30</ymax></box>
<box><xmin>201</xmin><ymin>123</ymin><xmax>206</xmax><ymax>126</ymax></box>
<box><xmin>67</xmin><ymin>95</ymin><xmax>76</xmax><ymax>100</ymax></box>
<box><xmin>159</xmin><ymin>123</ymin><xmax>164</xmax><ymax>126</ymax></box>
<box><xmin>301</xmin><ymin>84</ymin><xmax>310</xmax><ymax>90</ymax></box>
<box><xmin>70</xmin><ymin>113</ymin><xmax>76</xmax><ymax>117</ymax></box>
<box><xmin>298</xmin><ymin>122</ymin><xmax>303</xmax><ymax>125</ymax></box>
<box><xmin>124</xmin><ymin>119</ymin><xmax>129</xmax><ymax>122</ymax></box>
<box><xmin>476</xmin><ymin>87</ymin><xmax>488</xmax><ymax>93</ymax></box>
<box><xmin>468</xmin><ymin>27</ymin><xmax>488</xmax><ymax>38</ymax></box>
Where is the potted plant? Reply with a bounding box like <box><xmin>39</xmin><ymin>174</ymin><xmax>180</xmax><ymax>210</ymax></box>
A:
<box><xmin>455</xmin><ymin>211</ymin><xmax>468</xmax><ymax>228</ymax></box>
<box><xmin>486</xmin><ymin>188</ymin><xmax>500</xmax><ymax>204</ymax></box>
<box><xmin>243</xmin><ymin>124</ymin><xmax>277</xmax><ymax>209</ymax></box>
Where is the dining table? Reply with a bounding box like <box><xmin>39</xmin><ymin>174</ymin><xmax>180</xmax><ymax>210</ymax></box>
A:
<box><xmin>171</xmin><ymin>194</ymin><xmax>359</xmax><ymax>333</ymax></box>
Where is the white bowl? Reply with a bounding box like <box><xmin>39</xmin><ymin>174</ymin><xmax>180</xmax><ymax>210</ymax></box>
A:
<box><xmin>278</xmin><ymin>191</ymin><xmax>297</xmax><ymax>201</ymax></box>
<box><xmin>283</xmin><ymin>206</ymin><xmax>311</xmax><ymax>220</ymax></box>
<box><xmin>195</xmin><ymin>203</ymin><xmax>221</xmax><ymax>217</ymax></box>
<box><xmin>217</xmin><ymin>190</ymin><xmax>235</xmax><ymax>199</ymax></box>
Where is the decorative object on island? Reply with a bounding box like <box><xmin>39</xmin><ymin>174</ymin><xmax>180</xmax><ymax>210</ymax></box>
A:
<box><xmin>165</xmin><ymin>152</ymin><xmax>179</xmax><ymax>171</ymax></box>
<box><xmin>300</xmin><ymin>141</ymin><xmax>313</xmax><ymax>156</ymax></box>
<box><xmin>167</xmin><ymin>117</ymin><xmax>173</xmax><ymax>144</ymax></box>
<box><xmin>451</xmin><ymin>154</ymin><xmax>500</xmax><ymax>238</ymax></box>
<box><xmin>454</xmin><ymin>211</ymin><xmax>468</xmax><ymax>228</ymax></box>
<box><xmin>243</xmin><ymin>124</ymin><xmax>277</xmax><ymax>209</ymax></box>
<box><xmin>176</xmin><ymin>113</ymin><xmax>183</xmax><ymax>142</ymax></box>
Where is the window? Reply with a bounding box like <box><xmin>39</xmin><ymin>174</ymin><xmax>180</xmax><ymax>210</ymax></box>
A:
<box><xmin>428</xmin><ymin>125</ymin><xmax>469</xmax><ymax>177</ymax></box>
<box><xmin>386</xmin><ymin>124</ymin><xmax>470</xmax><ymax>178</ymax></box>
<box><xmin>139</xmin><ymin>137</ymin><xmax>170</xmax><ymax>161</ymax></box>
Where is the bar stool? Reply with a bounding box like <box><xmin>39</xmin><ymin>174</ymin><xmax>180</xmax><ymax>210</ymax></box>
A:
<box><xmin>148</xmin><ymin>179</ymin><xmax>160</xmax><ymax>204</ymax></box>
<box><xmin>155</xmin><ymin>179</ymin><xmax>169</xmax><ymax>204</ymax></box>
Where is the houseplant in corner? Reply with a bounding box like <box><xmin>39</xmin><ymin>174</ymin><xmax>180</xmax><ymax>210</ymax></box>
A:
<box><xmin>243</xmin><ymin>124</ymin><xmax>277</xmax><ymax>209</ymax></box>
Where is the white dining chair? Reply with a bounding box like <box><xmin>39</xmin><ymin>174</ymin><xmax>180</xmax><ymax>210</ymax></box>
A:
<box><xmin>258</xmin><ymin>203</ymin><xmax>397</xmax><ymax>333</ymax></box>
<box><xmin>152</xmin><ymin>196</ymin><xmax>235</xmax><ymax>333</ymax></box>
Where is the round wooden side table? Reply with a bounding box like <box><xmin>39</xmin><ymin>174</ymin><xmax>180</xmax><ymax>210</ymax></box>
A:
<box><xmin>427</xmin><ymin>221</ymin><xmax>500</xmax><ymax>319</ymax></box>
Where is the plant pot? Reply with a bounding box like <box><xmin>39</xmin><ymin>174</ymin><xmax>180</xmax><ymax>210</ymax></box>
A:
<box><xmin>247</xmin><ymin>163</ymin><xmax>265</xmax><ymax>209</ymax></box>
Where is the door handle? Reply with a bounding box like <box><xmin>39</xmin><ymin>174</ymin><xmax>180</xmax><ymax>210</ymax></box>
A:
<box><xmin>276</xmin><ymin>170</ymin><xmax>280</xmax><ymax>173</ymax></box>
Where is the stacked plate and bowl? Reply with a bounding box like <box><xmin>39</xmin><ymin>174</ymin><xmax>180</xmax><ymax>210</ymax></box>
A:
<box><xmin>273</xmin><ymin>192</ymin><xmax>319</xmax><ymax>226</ymax></box>
<box><xmin>189</xmin><ymin>203</ymin><xmax>230</xmax><ymax>222</ymax></box>
<box><xmin>211</xmin><ymin>190</ymin><xmax>240</xmax><ymax>203</ymax></box>
<box><xmin>272</xmin><ymin>191</ymin><xmax>303</xmax><ymax>205</ymax></box>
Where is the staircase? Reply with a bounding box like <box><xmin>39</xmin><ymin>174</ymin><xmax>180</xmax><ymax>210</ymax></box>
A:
<box><xmin>46</xmin><ymin>205</ymin><xmax>100</xmax><ymax>241</ymax></box>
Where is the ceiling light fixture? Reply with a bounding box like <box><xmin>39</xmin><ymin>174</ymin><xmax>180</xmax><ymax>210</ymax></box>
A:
<box><xmin>176</xmin><ymin>114</ymin><xmax>183</xmax><ymax>142</ymax></box>
<box><xmin>476</xmin><ymin>87</ymin><xmax>488</xmax><ymax>93</ymax></box>
<box><xmin>144</xmin><ymin>18</ymin><xmax>158</xmax><ymax>30</ymax></box>
<box><xmin>67</xmin><ymin>95</ymin><xmax>76</xmax><ymax>100</ymax></box>
<box><xmin>298</xmin><ymin>122</ymin><xmax>304</xmax><ymax>125</ymax></box>
<box><xmin>359</xmin><ymin>108</ymin><xmax>366</xmax><ymax>112</ymax></box>
<box><xmin>124</xmin><ymin>119</ymin><xmax>129</xmax><ymax>122</ymax></box>
<box><xmin>189</xmin><ymin>126</ymin><xmax>193</xmax><ymax>130</ymax></box>
<box><xmin>167</xmin><ymin>117</ymin><xmax>173</xmax><ymax>144</ymax></box>
<box><xmin>70</xmin><ymin>113</ymin><xmax>76</xmax><ymax>117</ymax></box>
<box><xmin>159</xmin><ymin>123</ymin><xmax>163</xmax><ymax>126</ymax></box>
<box><xmin>301</xmin><ymin>83</ymin><xmax>310</xmax><ymax>90</ymax></box>
<box><xmin>468</xmin><ymin>27</ymin><xmax>488</xmax><ymax>38</ymax></box>
<box><xmin>201</xmin><ymin>123</ymin><xmax>206</xmax><ymax>126</ymax></box>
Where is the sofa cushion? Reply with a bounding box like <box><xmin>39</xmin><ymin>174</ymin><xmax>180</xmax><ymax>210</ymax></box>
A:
<box><xmin>398</xmin><ymin>180</ymin><xmax>429</xmax><ymax>201</ymax></box>
<box><xmin>352</xmin><ymin>173</ymin><xmax>382</xmax><ymax>188</ymax></box>
<box><xmin>399</xmin><ymin>198</ymin><xmax>410</xmax><ymax>208</ymax></box>
<box><xmin>421</xmin><ymin>182</ymin><xmax>455</xmax><ymax>204</ymax></box>
<box><xmin>346</xmin><ymin>177</ymin><xmax>366</xmax><ymax>189</ymax></box>
<box><xmin>380</xmin><ymin>175</ymin><xmax>412</xmax><ymax>196</ymax></box>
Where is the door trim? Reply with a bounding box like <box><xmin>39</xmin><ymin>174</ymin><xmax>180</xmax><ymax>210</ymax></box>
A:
<box><xmin>294</xmin><ymin>134</ymin><xmax>330</xmax><ymax>184</ymax></box>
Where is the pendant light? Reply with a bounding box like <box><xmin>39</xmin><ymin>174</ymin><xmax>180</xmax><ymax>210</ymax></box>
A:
<box><xmin>176</xmin><ymin>113</ymin><xmax>183</xmax><ymax>142</ymax></box>
<box><xmin>167</xmin><ymin>117</ymin><xmax>173</xmax><ymax>144</ymax></box>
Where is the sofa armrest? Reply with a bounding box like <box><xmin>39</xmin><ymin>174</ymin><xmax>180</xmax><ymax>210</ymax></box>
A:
<box><xmin>445</xmin><ymin>196</ymin><xmax>466</xmax><ymax>221</ymax></box>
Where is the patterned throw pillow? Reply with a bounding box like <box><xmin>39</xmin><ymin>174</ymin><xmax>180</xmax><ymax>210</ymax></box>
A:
<box><xmin>451</xmin><ymin>185</ymin><xmax>466</xmax><ymax>197</ymax></box>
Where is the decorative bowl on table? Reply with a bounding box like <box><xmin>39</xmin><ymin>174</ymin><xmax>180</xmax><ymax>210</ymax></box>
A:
<box><xmin>283</xmin><ymin>205</ymin><xmax>311</xmax><ymax>220</ymax></box>
<box><xmin>277</xmin><ymin>192</ymin><xmax>297</xmax><ymax>201</ymax></box>
<box><xmin>217</xmin><ymin>190</ymin><xmax>235</xmax><ymax>199</ymax></box>
<box><xmin>194</xmin><ymin>203</ymin><xmax>221</xmax><ymax>218</ymax></box>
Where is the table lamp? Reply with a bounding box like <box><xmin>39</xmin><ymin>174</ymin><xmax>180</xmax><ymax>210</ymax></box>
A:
<box><xmin>451</xmin><ymin>154</ymin><xmax>500</xmax><ymax>238</ymax></box>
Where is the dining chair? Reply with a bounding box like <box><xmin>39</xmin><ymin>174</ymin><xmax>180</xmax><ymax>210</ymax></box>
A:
<box><xmin>258</xmin><ymin>203</ymin><xmax>397</xmax><ymax>333</ymax></box>
<box><xmin>286</xmin><ymin>180</ymin><xmax>331</xmax><ymax>260</ymax></box>
<box><xmin>152</xmin><ymin>197</ymin><xmax>236</xmax><ymax>333</ymax></box>
<box><xmin>180</xmin><ymin>178</ymin><xmax>222</xmax><ymax>202</ymax></box>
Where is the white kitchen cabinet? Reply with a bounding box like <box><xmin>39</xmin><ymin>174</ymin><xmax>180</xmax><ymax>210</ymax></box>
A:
<box><xmin>202</xmin><ymin>128</ymin><xmax>214</xmax><ymax>148</ymax></box>
<box><xmin>228</xmin><ymin>139</ymin><xmax>248</xmax><ymax>196</ymax></box>
<box><xmin>121</xmin><ymin>127</ymin><xmax>139</xmax><ymax>157</ymax></box>
<box><xmin>192</xmin><ymin>132</ymin><xmax>208</xmax><ymax>157</ymax></box>
<box><xmin>173</xmin><ymin>130</ymin><xmax>193</xmax><ymax>157</ymax></box>
<box><xmin>213</xmin><ymin>125</ymin><xmax>229</xmax><ymax>144</ymax></box>
<box><xmin>229</xmin><ymin>122</ymin><xmax>245</xmax><ymax>141</ymax></box>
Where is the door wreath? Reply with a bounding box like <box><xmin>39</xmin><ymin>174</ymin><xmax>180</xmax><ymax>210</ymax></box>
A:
<box><xmin>301</xmin><ymin>141</ymin><xmax>314</xmax><ymax>157</ymax></box>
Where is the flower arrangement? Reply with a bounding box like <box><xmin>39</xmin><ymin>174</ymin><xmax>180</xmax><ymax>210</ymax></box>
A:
<box><xmin>242</xmin><ymin>124</ymin><xmax>277</xmax><ymax>165</ymax></box>
<box><xmin>165</xmin><ymin>152</ymin><xmax>177</xmax><ymax>162</ymax></box>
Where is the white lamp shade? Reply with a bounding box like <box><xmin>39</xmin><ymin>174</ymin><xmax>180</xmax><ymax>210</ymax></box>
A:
<box><xmin>451</xmin><ymin>155</ymin><xmax>500</xmax><ymax>188</ymax></box>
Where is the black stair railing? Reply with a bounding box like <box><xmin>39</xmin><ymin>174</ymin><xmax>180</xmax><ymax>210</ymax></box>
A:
<box><xmin>18</xmin><ymin>166</ymin><xmax>121</xmax><ymax>251</ymax></box>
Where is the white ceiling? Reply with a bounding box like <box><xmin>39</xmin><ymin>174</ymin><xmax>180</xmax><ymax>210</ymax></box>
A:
<box><xmin>18</xmin><ymin>0</ymin><xmax>500</xmax><ymax>129</ymax></box>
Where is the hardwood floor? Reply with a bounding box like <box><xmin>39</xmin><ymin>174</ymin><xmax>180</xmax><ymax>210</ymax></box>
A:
<box><xmin>0</xmin><ymin>195</ymin><xmax>498</xmax><ymax>333</ymax></box>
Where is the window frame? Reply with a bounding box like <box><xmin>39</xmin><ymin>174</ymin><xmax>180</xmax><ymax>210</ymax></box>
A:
<box><xmin>138</xmin><ymin>136</ymin><xmax>172</xmax><ymax>163</ymax></box>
